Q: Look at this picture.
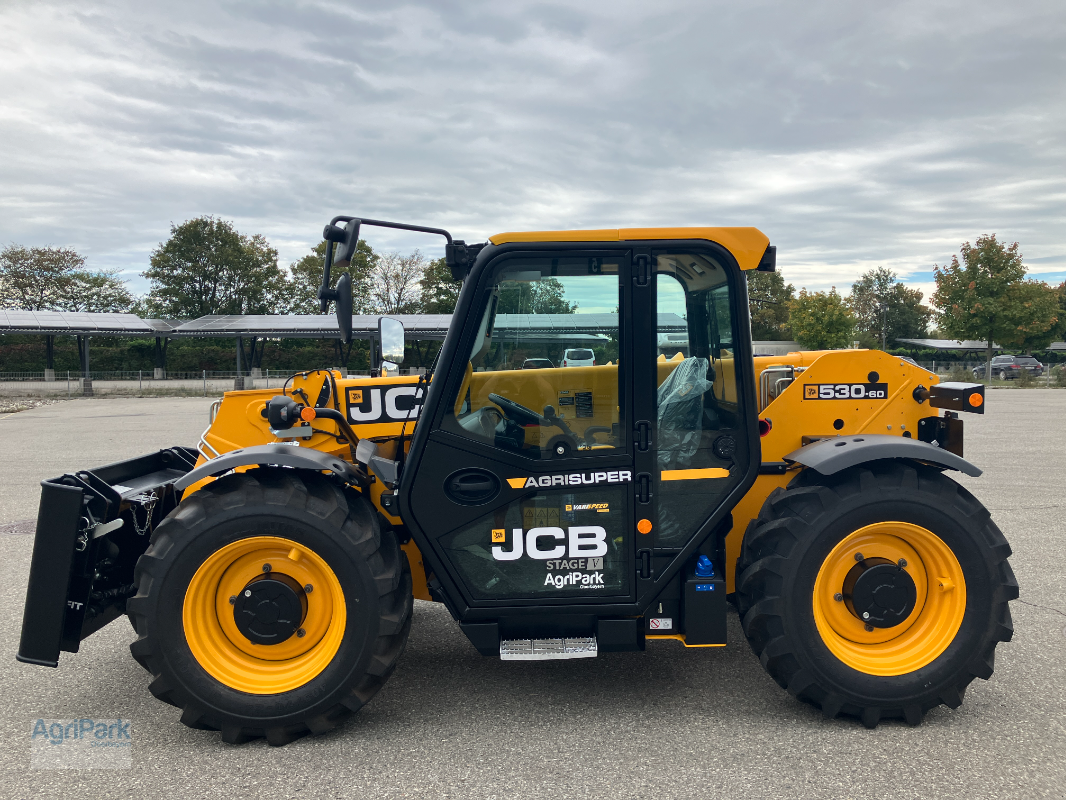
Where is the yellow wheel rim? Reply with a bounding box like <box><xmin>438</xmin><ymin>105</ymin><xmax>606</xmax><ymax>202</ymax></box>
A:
<box><xmin>183</xmin><ymin>536</ymin><xmax>347</xmax><ymax>694</ymax></box>
<box><xmin>813</xmin><ymin>522</ymin><xmax>966</xmax><ymax>676</ymax></box>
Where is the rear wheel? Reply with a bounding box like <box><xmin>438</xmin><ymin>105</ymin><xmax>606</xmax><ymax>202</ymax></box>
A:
<box><xmin>736</xmin><ymin>461</ymin><xmax>1016</xmax><ymax>727</ymax></box>
<box><xmin>127</xmin><ymin>469</ymin><xmax>412</xmax><ymax>745</ymax></box>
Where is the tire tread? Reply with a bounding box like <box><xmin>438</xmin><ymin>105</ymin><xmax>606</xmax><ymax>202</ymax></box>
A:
<box><xmin>735</xmin><ymin>461</ymin><xmax>1015</xmax><ymax>727</ymax></box>
<box><xmin>127</xmin><ymin>469</ymin><xmax>413</xmax><ymax>745</ymax></box>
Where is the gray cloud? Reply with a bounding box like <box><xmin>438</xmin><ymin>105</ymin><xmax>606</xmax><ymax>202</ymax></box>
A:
<box><xmin>1</xmin><ymin>0</ymin><xmax>1063</xmax><ymax>297</ymax></box>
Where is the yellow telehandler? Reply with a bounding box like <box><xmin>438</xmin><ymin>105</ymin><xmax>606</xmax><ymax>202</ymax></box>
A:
<box><xmin>18</xmin><ymin>217</ymin><xmax>1015</xmax><ymax>744</ymax></box>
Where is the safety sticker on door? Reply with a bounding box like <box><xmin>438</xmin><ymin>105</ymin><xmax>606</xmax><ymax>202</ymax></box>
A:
<box><xmin>803</xmin><ymin>383</ymin><xmax>888</xmax><ymax>400</ymax></box>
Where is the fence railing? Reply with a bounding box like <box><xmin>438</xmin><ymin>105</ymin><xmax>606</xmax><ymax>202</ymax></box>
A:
<box><xmin>0</xmin><ymin>368</ymin><xmax>434</xmax><ymax>382</ymax></box>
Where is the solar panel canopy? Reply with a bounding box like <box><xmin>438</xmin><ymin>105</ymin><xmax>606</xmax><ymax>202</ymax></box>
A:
<box><xmin>895</xmin><ymin>339</ymin><xmax>1003</xmax><ymax>351</ymax></box>
<box><xmin>0</xmin><ymin>310</ymin><xmax>155</xmax><ymax>336</ymax></box>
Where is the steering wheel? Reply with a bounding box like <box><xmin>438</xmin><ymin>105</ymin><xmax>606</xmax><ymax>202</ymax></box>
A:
<box><xmin>487</xmin><ymin>393</ymin><xmax>545</xmax><ymax>427</ymax></box>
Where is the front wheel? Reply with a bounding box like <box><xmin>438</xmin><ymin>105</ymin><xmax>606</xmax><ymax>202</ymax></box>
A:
<box><xmin>736</xmin><ymin>461</ymin><xmax>1017</xmax><ymax>727</ymax></box>
<box><xmin>999</xmin><ymin>370</ymin><xmax>1008</xmax><ymax>381</ymax></box>
<box><xmin>127</xmin><ymin>469</ymin><xmax>412</xmax><ymax>745</ymax></box>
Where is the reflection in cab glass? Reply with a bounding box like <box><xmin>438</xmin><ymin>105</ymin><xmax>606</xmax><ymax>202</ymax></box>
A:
<box><xmin>654</xmin><ymin>252</ymin><xmax>743</xmax><ymax>547</ymax></box>
<box><xmin>444</xmin><ymin>257</ymin><xmax>623</xmax><ymax>460</ymax></box>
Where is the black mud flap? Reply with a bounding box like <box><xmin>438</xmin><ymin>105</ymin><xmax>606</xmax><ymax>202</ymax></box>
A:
<box><xmin>16</xmin><ymin>447</ymin><xmax>198</xmax><ymax>668</ymax></box>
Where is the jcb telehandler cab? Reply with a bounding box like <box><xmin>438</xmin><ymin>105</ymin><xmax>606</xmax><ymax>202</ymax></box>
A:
<box><xmin>17</xmin><ymin>217</ymin><xmax>1016</xmax><ymax>745</ymax></box>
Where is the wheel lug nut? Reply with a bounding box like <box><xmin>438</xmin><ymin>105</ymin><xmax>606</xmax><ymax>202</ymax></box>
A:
<box><xmin>864</xmin><ymin>623</ymin><xmax>874</xmax><ymax>632</ymax></box>
<box><xmin>296</xmin><ymin>628</ymin><xmax>306</xmax><ymax>638</ymax></box>
<box><xmin>304</xmin><ymin>584</ymin><xmax>313</xmax><ymax>593</ymax></box>
<box><xmin>834</xmin><ymin>593</ymin><xmax>843</xmax><ymax>602</ymax></box>
<box><xmin>854</xmin><ymin>552</ymin><xmax>864</xmax><ymax>562</ymax></box>
<box><xmin>229</xmin><ymin>595</ymin><xmax>237</xmax><ymax>605</ymax></box>
<box><xmin>862</xmin><ymin>611</ymin><xmax>871</xmax><ymax>620</ymax></box>
<box><xmin>898</xmin><ymin>558</ymin><xmax>907</xmax><ymax>568</ymax></box>
<box><xmin>262</xmin><ymin>563</ymin><xmax>272</xmax><ymax>573</ymax></box>
<box><xmin>244</xmin><ymin>589</ymin><xmax>252</xmax><ymax>597</ymax></box>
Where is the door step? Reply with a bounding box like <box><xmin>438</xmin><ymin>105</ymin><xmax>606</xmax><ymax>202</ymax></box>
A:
<box><xmin>500</xmin><ymin>637</ymin><xmax>598</xmax><ymax>661</ymax></box>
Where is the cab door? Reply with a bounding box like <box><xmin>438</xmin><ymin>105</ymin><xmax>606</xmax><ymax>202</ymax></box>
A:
<box><xmin>402</xmin><ymin>249</ymin><xmax>639</xmax><ymax>612</ymax></box>
<box><xmin>635</xmin><ymin>246</ymin><xmax>757</xmax><ymax>585</ymax></box>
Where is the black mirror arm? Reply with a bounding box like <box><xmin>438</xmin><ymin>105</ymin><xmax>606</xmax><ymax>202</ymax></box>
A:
<box><xmin>317</xmin><ymin>241</ymin><xmax>336</xmax><ymax>313</ymax></box>
<box><xmin>328</xmin><ymin>215</ymin><xmax>452</xmax><ymax>244</ymax></box>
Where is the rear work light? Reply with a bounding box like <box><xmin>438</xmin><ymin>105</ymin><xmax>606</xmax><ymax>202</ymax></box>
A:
<box><xmin>913</xmin><ymin>382</ymin><xmax>985</xmax><ymax>415</ymax></box>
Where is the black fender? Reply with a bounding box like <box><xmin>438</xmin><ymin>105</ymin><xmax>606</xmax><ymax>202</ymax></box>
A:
<box><xmin>782</xmin><ymin>434</ymin><xmax>981</xmax><ymax>478</ymax></box>
<box><xmin>174</xmin><ymin>444</ymin><xmax>361</xmax><ymax>491</ymax></box>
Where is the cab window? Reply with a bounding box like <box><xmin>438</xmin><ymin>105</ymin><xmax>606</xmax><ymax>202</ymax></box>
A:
<box><xmin>654</xmin><ymin>252</ymin><xmax>746</xmax><ymax>547</ymax></box>
<box><xmin>442</xmin><ymin>256</ymin><xmax>623</xmax><ymax>460</ymax></box>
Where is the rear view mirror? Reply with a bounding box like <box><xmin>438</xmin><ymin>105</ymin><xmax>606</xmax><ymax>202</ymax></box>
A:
<box><xmin>335</xmin><ymin>272</ymin><xmax>353</xmax><ymax>344</ymax></box>
<box><xmin>379</xmin><ymin>316</ymin><xmax>405</xmax><ymax>366</ymax></box>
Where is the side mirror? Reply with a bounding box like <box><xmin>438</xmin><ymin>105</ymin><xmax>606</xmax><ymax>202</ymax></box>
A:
<box><xmin>335</xmin><ymin>272</ymin><xmax>353</xmax><ymax>344</ymax></box>
<box><xmin>379</xmin><ymin>316</ymin><xmax>405</xmax><ymax>368</ymax></box>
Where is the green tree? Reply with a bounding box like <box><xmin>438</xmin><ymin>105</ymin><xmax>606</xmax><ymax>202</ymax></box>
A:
<box><xmin>65</xmin><ymin>270</ymin><xmax>136</xmax><ymax>313</ymax></box>
<box><xmin>0</xmin><ymin>244</ymin><xmax>132</xmax><ymax>312</ymax></box>
<box><xmin>419</xmin><ymin>257</ymin><xmax>461</xmax><ymax>314</ymax></box>
<box><xmin>848</xmin><ymin>267</ymin><xmax>932</xmax><ymax>348</ymax></box>
<box><xmin>747</xmin><ymin>270</ymin><xmax>794</xmax><ymax>340</ymax></box>
<box><xmin>287</xmin><ymin>239</ymin><xmax>377</xmax><ymax>314</ymax></box>
<box><xmin>1006</xmin><ymin>280</ymin><xmax>1061</xmax><ymax>353</ymax></box>
<box><xmin>788</xmin><ymin>288</ymin><xmax>855</xmax><ymax>350</ymax></box>
<box><xmin>931</xmin><ymin>235</ymin><xmax>1060</xmax><ymax>377</ymax></box>
<box><xmin>496</xmin><ymin>278</ymin><xmax>577</xmax><ymax>314</ymax></box>
<box><xmin>144</xmin><ymin>217</ymin><xmax>286</xmax><ymax>318</ymax></box>
<box><xmin>1058</xmin><ymin>281</ymin><xmax>1066</xmax><ymax>341</ymax></box>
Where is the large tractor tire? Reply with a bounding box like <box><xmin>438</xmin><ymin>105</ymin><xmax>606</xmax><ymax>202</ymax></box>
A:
<box><xmin>735</xmin><ymin>461</ymin><xmax>1017</xmax><ymax>727</ymax></box>
<box><xmin>126</xmin><ymin>469</ymin><xmax>412</xmax><ymax>745</ymax></box>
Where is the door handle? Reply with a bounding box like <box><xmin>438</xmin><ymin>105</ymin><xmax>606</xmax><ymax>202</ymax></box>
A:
<box><xmin>444</xmin><ymin>469</ymin><xmax>502</xmax><ymax>505</ymax></box>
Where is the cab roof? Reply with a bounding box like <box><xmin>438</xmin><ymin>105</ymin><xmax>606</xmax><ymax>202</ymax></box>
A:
<box><xmin>486</xmin><ymin>227</ymin><xmax>771</xmax><ymax>271</ymax></box>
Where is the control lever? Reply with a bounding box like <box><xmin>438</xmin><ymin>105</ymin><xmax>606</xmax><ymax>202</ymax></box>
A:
<box><xmin>543</xmin><ymin>404</ymin><xmax>575</xmax><ymax>435</ymax></box>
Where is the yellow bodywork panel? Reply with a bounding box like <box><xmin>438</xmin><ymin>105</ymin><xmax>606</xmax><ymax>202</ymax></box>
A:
<box><xmin>487</xmin><ymin>227</ymin><xmax>771</xmax><ymax>272</ymax></box>
<box><xmin>723</xmin><ymin>349</ymin><xmax>941</xmax><ymax>592</ymax></box>
<box><xmin>192</xmin><ymin>370</ymin><xmax>434</xmax><ymax>602</ymax></box>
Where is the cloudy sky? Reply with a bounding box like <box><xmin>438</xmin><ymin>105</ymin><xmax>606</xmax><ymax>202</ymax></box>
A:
<box><xmin>1</xmin><ymin>0</ymin><xmax>1063</xmax><ymax>301</ymax></box>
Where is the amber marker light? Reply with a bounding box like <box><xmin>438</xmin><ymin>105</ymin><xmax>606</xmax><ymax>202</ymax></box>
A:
<box><xmin>968</xmin><ymin>393</ymin><xmax>983</xmax><ymax>408</ymax></box>
<box><xmin>300</xmin><ymin>407</ymin><xmax>317</xmax><ymax>421</ymax></box>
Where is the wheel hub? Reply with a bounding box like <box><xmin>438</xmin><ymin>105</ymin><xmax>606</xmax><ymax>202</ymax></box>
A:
<box><xmin>843</xmin><ymin>557</ymin><xmax>917</xmax><ymax>628</ymax></box>
<box><xmin>233</xmin><ymin>574</ymin><xmax>307</xmax><ymax>645</ymax></box>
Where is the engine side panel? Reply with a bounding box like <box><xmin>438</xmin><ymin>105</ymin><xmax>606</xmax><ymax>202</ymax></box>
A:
<box><xmin>725</xmin><ymin>349</ymin><xmax>947</xmax><ymax>592</ymax></box>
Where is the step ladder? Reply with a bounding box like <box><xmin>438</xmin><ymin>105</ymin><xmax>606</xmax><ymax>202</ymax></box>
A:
<box><xmin>499</xmin><ymin>637</ymin><xmax>598</xmax><ymax>661</ymax></box>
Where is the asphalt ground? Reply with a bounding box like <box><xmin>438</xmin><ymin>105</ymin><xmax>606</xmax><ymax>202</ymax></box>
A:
<box><xmin>0</xmin><ymin>393</ymin><xmax>1062</xmax><ymax>799</ymax></box>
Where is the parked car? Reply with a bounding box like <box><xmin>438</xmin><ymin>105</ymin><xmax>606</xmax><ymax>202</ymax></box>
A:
<box><xmin>561</xmin><ymin>348</ymin><xmax>596</xmax><ymax>367</ymax></box>
<box><xmin>522</xmin><ymin>358</ymin><xmax>554</xmax><ymax>369</ymax></box>
<box><xmin>972</xmin><ymin>355</ymin><xmax>1044</xmax><ymax>381</ymax></box>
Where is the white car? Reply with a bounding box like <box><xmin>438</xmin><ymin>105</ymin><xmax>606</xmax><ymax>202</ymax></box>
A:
<box><xmin>561</xmin><ymin>348</ymin><xmax>596</xmax><ymax>367</ymax></box>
